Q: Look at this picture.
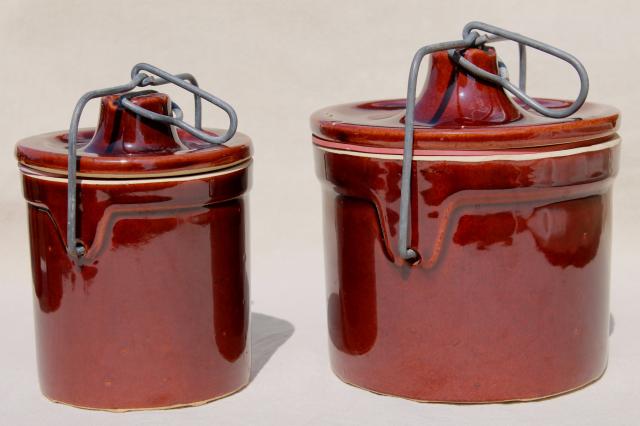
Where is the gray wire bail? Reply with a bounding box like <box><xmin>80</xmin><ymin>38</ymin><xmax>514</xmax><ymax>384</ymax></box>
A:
<box><xmin>398</xmin><ymin>21</ymin><xmax>590</xmax><ymax>262</ymax></box>
<box><xmin>66</xmin><ymin>63</ymin><xmax>238</xmax><ymax>259</ymax></box>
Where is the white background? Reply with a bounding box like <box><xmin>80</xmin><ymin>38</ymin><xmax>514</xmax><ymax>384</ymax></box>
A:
<box><xmin>1</xmin><ymin>1</ymin><xmax>638</xmax><ymax>424</ymax></box>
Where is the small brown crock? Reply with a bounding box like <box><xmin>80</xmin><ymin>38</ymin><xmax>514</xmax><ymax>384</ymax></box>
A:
<box><xmin>16</xmin><ymin>70</ymin><xmax>252</xmax><ymax>411</ymax></box>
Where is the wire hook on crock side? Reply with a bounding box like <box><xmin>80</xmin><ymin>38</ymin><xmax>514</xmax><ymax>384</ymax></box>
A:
<box><xmin>65</xmin><ymin>64</ymin><xmax>238</xmax><ymax>259</ymax></box>
<box><xmin>398</xmin><ymin>21</ymin><xmax>590</xmax><ymax>263</ymax></box>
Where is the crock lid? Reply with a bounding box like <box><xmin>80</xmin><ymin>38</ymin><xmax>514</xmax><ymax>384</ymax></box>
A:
<box><xmin>16</xmin><ymin>92</ymin><xmax>252</xmax><ymax>178</ymax></box>
<box><xmin>311</xmin><ymin>48</ymin><xmax>619</xmax><ymax>151</ymax></box>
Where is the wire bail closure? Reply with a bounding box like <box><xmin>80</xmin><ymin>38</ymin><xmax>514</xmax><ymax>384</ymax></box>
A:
<box><xmin>398</xmin><ymin>21</ymin><xmax>590</xmax><ymax>262</ymax></box>
<box><xmin>66</xmin><ymin>63</ymin><xmax>238</xmax><ymax>259</ymax></box>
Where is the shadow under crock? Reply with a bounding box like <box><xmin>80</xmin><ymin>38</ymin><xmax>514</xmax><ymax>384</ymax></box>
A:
<box><xmin>250</xmin><ymin>313</ymin><xmax>294</xmax><ymax>381</ymax></box>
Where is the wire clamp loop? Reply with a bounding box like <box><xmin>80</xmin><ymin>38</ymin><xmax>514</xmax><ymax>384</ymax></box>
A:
<box><xmin>65</xmin><ymin>63</ymin><xmax>238</xmax><ymax>259</ymax></box>
<box><xmin>398</xmin><ymin>21</ymin><xmax>589</xmax><ymax>262</ymax></box>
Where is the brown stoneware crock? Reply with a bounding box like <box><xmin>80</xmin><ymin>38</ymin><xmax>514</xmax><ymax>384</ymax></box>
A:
<box><xmin>311</xmin><ymin>24</ymin><xmax>620</xmax><ymax>402</ymax></box>
<box><xmin>16</xmin><ymin>65</ymin><xmax>252</xmax><ymax>411</ymax></box>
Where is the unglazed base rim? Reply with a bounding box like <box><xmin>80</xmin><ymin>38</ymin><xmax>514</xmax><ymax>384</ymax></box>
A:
<box><xmin>43</xmin><ymin>381</ymin><xmax>249</xmax><ymax>412</ymax></box>
<box><xmin>331</xmin><ymin>362</ymin><xmax>608</xmax><ymax>404</ymax></box>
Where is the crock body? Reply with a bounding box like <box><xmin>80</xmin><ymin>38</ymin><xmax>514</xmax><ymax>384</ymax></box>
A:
<box><xmin>315</xmin><ymin>140</ymin><xmax>618</xmax><ymax>402</ymax></box>
<box><xmin>21</xmin><ymin>163</ymin><xmax>251</xmax><ymax>410</ymax></box>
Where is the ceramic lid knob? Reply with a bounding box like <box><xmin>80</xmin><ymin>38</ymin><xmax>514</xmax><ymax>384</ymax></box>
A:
<box><xmin>83</xmin><ymin>92</ymin><xmax>184</xmax><ymax>155</ymax></box>
<box><xmin>412</xmin><ymin>47</ymin><xmax>522</xmax><ymax>126</ymax></box>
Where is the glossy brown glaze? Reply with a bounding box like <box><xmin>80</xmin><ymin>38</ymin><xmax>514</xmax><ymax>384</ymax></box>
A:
<box><xmin>311</xmin><ymin>50</ymin><xmax>619</xmax><ymax>150</ymax></box>
<box><xmin>17</xmin><ymin>92</ymin><xmax>252</xmax><ymax>410</ymax></box>
<box><xmin>16</xmin><ymin>93</ymin><xmax>252</xmax><ymax>177</ymax></box>
<box><xmin>312</xmin><ymin>47</ymin><xmax>620</xmax><ymax>402</ymax></box>
<box><xmin>413</xmin><ymin>48</ymin><xmax>522</xmax><ymax>126</ymax></box>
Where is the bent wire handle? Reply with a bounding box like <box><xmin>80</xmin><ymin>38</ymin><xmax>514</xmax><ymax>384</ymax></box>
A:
<box><xmin>123</xmin><ymin>63</ymin><xmax>238</xmax><ymax>144</ymax></box>
<box><xmin>398</xmin><ymin>33</ymin><xmax>482</xmax><ymax>261</ymax></box>
<box><xmin>66</xmin><ymin>73</ymin><xmax>145</xmax><ymax>258</ymax></box>
<box><xmin>66</xmin><ymin>64</ymin><xmax>238</xmax><ymax>258</ymax></box>
<box><xmin>398</xmin><ymin>22</ymin><xmax>590</xmax><ymax>262</ymax></box>
<box><xmin>454</xmin><ymin>21</ymin><xmax>589</xmax><ymax>118</ymax></box>
<box><xmin>136</xmin><ymin>67</ymin><xmax>203</xmax><ymax>128</ymax></box>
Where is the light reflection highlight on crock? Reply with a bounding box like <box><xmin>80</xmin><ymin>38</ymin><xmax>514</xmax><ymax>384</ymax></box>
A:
<box><xmin>453</xmin><ymin>195</ymin><xmax>604</xmax><ymax>268</ymax></box>
<box><xmin>208</xmin><ymin>199</ymin><xmax>249</xmax><ymax>362</ymax></box>
<box><xmin>328</xmin><ymin>196</ymin><xmax>378</xmax><ymax>355</ymax></box>
<box><xmin>30</xmin><ymin>206</ymin><xmax>69</xmax><ymax>313</ymax></box>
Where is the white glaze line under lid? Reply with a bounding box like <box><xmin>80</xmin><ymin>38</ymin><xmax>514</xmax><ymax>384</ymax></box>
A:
<box><xmin>19</xmin><ymin>159</ymin><xmax>251</xmax><ymax>185</ymax></box>
<box><xmin>314</xmin><ymin>137</ymin><xmax>620</xmax><ymax>162</ymax></box>
<box><xmin>19</xmin><ymin>157</ymin><xmax>251</xmax><ymax>179</ymax></box>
